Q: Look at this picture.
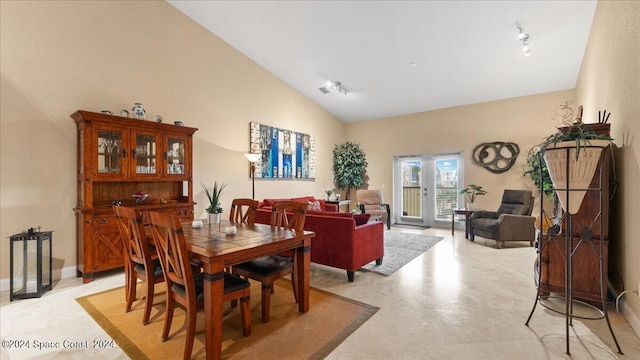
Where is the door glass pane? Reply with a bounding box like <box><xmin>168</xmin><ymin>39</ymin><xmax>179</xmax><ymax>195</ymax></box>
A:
<box><xmin>97</xmin><ymin>130</ymin><xmax>123</xmax><ymax>173</ymax></box>
<box><xmin>135</xmin><ymin>133</ymin><xmax>157</xmax><ymax>174</ymax></box>
<box><xmin>166</xmin><ymin>137</ymin><xmax>185</xmax><ymax>175</ymax></box>
<box><xmin>401</xmin><ymin>159</ymin><xmax>422</xmax><ymax>218</ymax></box>
<box><xmin>434</xmin><ymin>158</ymin><xmax>459</xmax><ymax>220</ymax></box>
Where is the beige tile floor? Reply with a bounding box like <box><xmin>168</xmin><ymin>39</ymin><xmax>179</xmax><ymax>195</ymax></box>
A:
<box><xmin>1</xmin><ymin>227</ymin><xmax>639</xmax><ymax>359</ymax></box>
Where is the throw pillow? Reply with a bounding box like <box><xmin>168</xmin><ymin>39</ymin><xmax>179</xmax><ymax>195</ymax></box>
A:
<box><xmin>307</xmin><ymin>200</ymin><xmax>322</xmax><ymax>211</ymax></box>
<box><xmin>353</xmin><ymin>214</ymin><xmax>370</xmax><ymax>226</ymax></box>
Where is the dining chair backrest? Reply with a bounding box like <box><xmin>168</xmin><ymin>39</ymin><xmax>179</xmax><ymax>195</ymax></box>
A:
<box><xmin>148</xmin><ymin>211</ymin><xmax>196</xmax><ymax>300</ymax></box>
<box><xmin>271</xmin><ymin>201</ymin><xmax>307</xmax><ymax>232</ymax></box>
<box><xmin>113</xmin><ymin>205</ymin><xmax>167</xmax><ymax>324</ymax></box>
<box><xmin>113</xmin><ymin>205</ymin><xmax>149</xmax><ymax>266</ymax></box>
<box><xmin>229</xmin><ymin>198</ymin><xmax>259</xmax><ymax>225</ymax></box>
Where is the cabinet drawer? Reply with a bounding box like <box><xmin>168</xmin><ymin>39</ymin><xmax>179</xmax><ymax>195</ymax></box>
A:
<box><xmin>156</xmin><ymin>207</ymin><xmax>191</xmax><ymax>220</ymax></box>
<box><xmin>91</xmin><ymin>214</ymin><xmax>118</xmax><ymax>227</ymax></box>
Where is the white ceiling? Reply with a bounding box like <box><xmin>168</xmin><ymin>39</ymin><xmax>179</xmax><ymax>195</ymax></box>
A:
<box><xmin>168</xmin><ymin>1</ymin><xmax>597</xmax><ymax>123</ymax></box>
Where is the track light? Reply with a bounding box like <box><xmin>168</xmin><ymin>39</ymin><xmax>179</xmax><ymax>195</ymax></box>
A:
<box><xmin>516</xmin><ymin>21</ymin><xmax>531</xmax><ymax>56</ymax></box>
<box><xmin>325</xmin><ymin>78</ymin><xmax>348</xmax><ymax>96</ymax></box>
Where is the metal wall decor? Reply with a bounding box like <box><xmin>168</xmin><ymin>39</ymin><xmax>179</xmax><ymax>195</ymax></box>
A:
<box><xmin>249</xmin><ymin>122</ymin><xmax>316</xmax><ymax>179</ymax></box>
<box><xmin>472</xmin><ymin>142</ymin><xmax>520</xmax><ymax>173</ymax></box>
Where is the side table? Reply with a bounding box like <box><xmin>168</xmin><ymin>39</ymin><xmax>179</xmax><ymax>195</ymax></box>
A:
<box><xmin>451</xmin><ymin>209</ymin><xmax>473</xmax><ymax>239</ymax></box>
<box><xmin>326</xmin><ymin>200</ymin><xmax>351</xmax><ymax>212</ymax></box>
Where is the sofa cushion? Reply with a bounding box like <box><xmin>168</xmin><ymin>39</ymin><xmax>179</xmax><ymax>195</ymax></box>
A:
<box><xmin>353</xmin><ymin>214</ymin><xmax>370</xmax><ymax>226</ymax></box>
<box><xmin>262</xmin><ymin>196</ymin><xmax>327</xmax><ymax>211</ymax></box>
<box><xmin>291</xmin><ymin>196</ymin><xmax>315</xmax><ymax>203</ymax></box>
<box><xmin>261</xmin><ymin>198</ymin><xmax>290</xmax><ymax>208</ymax></box>
<box><xmin>472</xmin><ymin>218</ymin><xmax>498</xmax><ymax>232</ymax></box>
<box><xmin>307</xmin><ymin>210</ymin><xmax>353</xmax><ymax>218</ymax></box>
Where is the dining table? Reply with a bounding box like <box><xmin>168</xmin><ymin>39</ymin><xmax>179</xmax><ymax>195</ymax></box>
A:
<box><xmin>182</xmin><ymin>220</ymin><xmax>314</xmax><ymax>360</ymax></box>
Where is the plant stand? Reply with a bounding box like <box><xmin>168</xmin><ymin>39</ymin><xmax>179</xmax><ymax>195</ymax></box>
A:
<box><xmin>525</xmin><ymin>142</ymin><xmax>622</xmax><ymax>355</ymax></box>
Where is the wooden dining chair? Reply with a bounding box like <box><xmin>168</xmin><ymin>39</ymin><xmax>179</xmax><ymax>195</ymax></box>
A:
<box><xmin>229</xmin><ymin>198</ymin><xmax>258</xmax><ymax>225</ymax></box>
<box><xmin>232</xmin><ymin>200</ymin><xmax>307</xmax><ymax>323</ymax></box>
<box><xmin>226</xmin><ymin>198</ymin><xmax>259</xmax><ymax>282</ymax></box>
<box><xmin>113</xmin><ymin>205</ymin><xmax>164</xmax><ymax>325</ymax></box>
<box><xmin>148</xmin><ymin>211</ymin><xmax>251</xmax><ymax>360</ymax></box>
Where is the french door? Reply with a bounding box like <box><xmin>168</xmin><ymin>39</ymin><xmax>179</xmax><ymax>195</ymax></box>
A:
<box><xmin>393</xmin><ymin>153</ymin><xmax>463</xmax><ymax>227</ymax></box>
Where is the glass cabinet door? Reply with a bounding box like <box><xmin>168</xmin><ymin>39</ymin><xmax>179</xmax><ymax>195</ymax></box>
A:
<box><xmin>96</xmin><ymin>127</ymin><xmax>126</xmax><ymax>177</ymax></box>
<box><xmin>165</xmin><ymin>135</ymin><xmax>187</xmax><ymax>177</ymax></box>
<box><xmin>133</xmin><ymin>132</ymin><xmax>159</xmax><ymax>177</ymax></box>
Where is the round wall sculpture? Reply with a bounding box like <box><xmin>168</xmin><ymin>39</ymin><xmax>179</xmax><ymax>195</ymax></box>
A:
<box><xmin>472</xmin><ymin>142</ymin><xmax>520</xmax><ymax>173</ymax></box>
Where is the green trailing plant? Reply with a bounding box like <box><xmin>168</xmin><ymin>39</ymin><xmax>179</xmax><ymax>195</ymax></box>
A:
<box><xmin>202</xmin><ymin>181</ymin><xmax>227</xmax><ymax>214</ymax></box>
<box><xmin>332</xmin><ymin>142</ymin><xmax>368</xmax><ymax>200</ymax></box>
<box><xmin>459</xmin><ymin>184</ymin><xmax>487</xmax><ymax>203</ymax></box>
<box><xmin>537</xmin><ymin>122</ymin><xmax>612</xmax><ymax>160</ymax></box>
<box><xmin>523</xmin><ymin>147</ymin><xmax>553</xmax><ymax>197</ymax></box>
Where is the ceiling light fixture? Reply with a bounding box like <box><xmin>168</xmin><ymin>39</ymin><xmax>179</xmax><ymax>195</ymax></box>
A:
<box><xmin>325</xmin><ymin>78</ymin><xmax>348</xmax><ymax>96</ymax></box>
<box><xmin>516</xmin><ymin>21</ymin><xmax>531</xmax><ymax>57</ymax></box>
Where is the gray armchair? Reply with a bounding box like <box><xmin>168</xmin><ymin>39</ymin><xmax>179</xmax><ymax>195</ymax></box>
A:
<box><xmin>469</xmin><ymin>189</ymin><xmax>535</xmax><ymax>249</ymax></box>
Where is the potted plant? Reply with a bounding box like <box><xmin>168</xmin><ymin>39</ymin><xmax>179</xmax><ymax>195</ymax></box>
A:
<box><xmin>524</xmin><ymin>102</ymin><xmax>613</xmax><ymax>212</ymax></box>
<box><xmin>332</xmin><ymin>142</ymin><xmax>368</xmax><ymax>201</ymax></box>
<box><xmin>536</xmin><ymin>123</ymin><xmax>612</xmax><ymax>214</ymax></box>
<box><xmin>325</xmin><ymin>189</ymin><xmax>333</xmax><ymax>201</ymax></box>
<box><xmin>527</xmin><ymin>101</ymin><xmax>613</xmax><ymax>215</ymax></box>
<box><xmin>202</xmin><ymin>181</ymin><xmax>227</xmax><ymax>224</ymax></box>
<box><xmin>459</xmin><ymin>184</ymin><xmax>487</xmax><ymax>210</ymax></box>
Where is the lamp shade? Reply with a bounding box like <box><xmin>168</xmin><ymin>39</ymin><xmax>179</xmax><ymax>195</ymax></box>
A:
<box><xmin>244</xmin><ymin>153</ymin><xmax>261</xmax><ymax>163</ymax></box>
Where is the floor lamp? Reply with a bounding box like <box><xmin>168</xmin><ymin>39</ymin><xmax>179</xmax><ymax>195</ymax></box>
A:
<box><xmin>244</xmin><ymin>153</ymin><xmax>261</xmax><ymax>199</ymax></box>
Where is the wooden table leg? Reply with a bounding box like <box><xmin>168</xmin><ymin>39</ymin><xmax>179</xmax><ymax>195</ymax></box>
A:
<box><xmin>451</xmin><ymin>213</ymin><xmax>455</xmax><ymax>235</ymax></box>
<box><xmin>465</xmin><ymin>214</ymin><xmax>469</xmax><ymax>239</ymax></box>
<box><xmin>202</xmin><ymin>261</ymin><xmax>225</xmax><ymax>360</ymax></box>
<box><xmin>296</xmin><ymin>240</ymin><xmax>311</xmax><ymax>313</ymax></box>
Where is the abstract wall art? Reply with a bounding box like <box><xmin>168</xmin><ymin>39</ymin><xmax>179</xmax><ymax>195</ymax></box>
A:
<box><xmin>249</xmin><ymin>122</ymin><xmax>316</xmax><ymax>180</ymax></box>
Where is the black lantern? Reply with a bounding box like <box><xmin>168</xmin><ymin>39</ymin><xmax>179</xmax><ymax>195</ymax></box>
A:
<box><xmin>9</xmin><ymin>228</ymin><xmax>53</xmax><ymax>301</ymax></box>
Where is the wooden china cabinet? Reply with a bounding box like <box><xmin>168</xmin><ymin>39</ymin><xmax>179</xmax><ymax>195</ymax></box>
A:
<box><xmin>72</xmin><ymin>110</ymin><xmax>198</xmax><ymax>283</ymax></box>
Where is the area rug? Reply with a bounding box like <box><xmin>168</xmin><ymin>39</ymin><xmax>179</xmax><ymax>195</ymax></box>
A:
<box><xmin>391</xmin><ymin>224</ymin><xmax>431</xmax><ymax>230</ymax></box>
<box><xmin>362</xmin><ymin>231</ymin><xmax>444</xmax><ymax>276</ymax></box>
<box><xmin>76</xmin><ymin>280</ymin><xmax>378</xmax><ymax>359</ymax></box>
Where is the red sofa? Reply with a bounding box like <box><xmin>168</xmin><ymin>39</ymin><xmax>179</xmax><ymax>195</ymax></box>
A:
<box><xmin>255</xmin><ymin>196</ymin><xmax>385</xmax><ymax>282</ymax></box>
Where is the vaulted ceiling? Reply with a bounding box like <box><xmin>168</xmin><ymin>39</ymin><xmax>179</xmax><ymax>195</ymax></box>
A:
<box><xmin>168</xmin><ymin>1</ymin><xmax>597</xmax><ymax>123</ymax></box>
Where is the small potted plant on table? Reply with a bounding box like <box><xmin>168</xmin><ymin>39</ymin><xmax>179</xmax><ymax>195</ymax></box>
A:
<box><xmin>202</xmin><ymin>181</ymin><xmax>226</xmax><ymax>225</ymax></box>
<box><xmin>459</xmin><ymin>184</ymin><xmax>487</xmax><ymax>210</ymax></box>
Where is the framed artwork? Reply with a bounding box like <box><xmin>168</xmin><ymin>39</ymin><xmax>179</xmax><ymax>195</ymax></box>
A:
<box><xmin>249</xmin><ymin>122</ymin><xmax>316</xmax><ymax>180</ymax></box>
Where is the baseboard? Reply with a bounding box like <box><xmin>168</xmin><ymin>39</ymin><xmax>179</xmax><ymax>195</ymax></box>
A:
<box><xmin>609</xmin><ymin>284</ymin><xmax>640</xmax><ymax>338</ymax></box>
<box><xmin>618</xmin><ymin>297</ymin><xmax>640</xmax><ymax>338</ymax></box>
<box><xmin>0</xmin><ymin>265</ymin><xmax>77</xmax><ymax>292</ymax></box>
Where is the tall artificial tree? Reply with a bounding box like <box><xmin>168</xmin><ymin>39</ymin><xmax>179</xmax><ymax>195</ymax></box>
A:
<box><xmin>332</xmin><ymin>142</ymin><xmax>368</xmax><ymax>200</ymax></box>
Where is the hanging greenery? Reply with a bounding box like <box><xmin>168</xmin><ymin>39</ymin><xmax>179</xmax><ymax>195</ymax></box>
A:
<box><xmin>523</xmin><ymin>147</ymin><xmax>553</xmax><ymax>198</ymax></box>
<box><xmin>332</xmin><ymin>142</ymin><xmax>368</xmax><ymax>200</ymax></box>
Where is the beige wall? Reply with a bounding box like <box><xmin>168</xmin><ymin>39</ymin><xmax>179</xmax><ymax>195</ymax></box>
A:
<box><xmin>576</xmin><ymin>1</ymin><xmax>640</xmax><ymax>327</ymax></box>
<box><xmin>0</xmin><ymin>1</ymin><xmax>344</xmax><ymax>280</ymax></box>
<box><xmin>2</xmin><ymin>1</ymin><xmax>637</xmax><ymax>330</ymax></box>
<box><xmin>345</xmin><ymin>90</ymin><xmax>575</xmax><ymax>212</ymax></box>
